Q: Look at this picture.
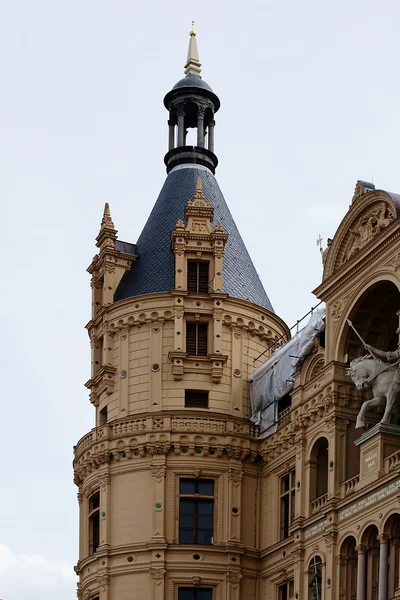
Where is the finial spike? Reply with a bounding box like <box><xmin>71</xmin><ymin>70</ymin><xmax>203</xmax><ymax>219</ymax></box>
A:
<box><xmin>196</xmin><ymin>176</ymin><xmax>203</xmax><ymax>192</ymax></box>
<box><xmin>184</xmin><ymin>23</ymin><xmax>202</xmax><ymax>75</ymax></box>
<box><xmin>100</xmin><ymin>202</ymin><xmax>115</xmax><ymax>231</ymax></box>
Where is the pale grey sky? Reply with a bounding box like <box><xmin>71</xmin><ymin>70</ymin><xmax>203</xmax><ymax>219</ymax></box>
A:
<box><xmin>1</xmin><ymin>1</ymin><xmax>400</xmax><ymax>598</ymax></box>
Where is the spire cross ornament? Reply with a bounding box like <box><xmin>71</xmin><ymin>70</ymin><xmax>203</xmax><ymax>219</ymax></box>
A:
<box><xmin>184</xmin><ymin>21</ymin><xmax>201</xmax><ymax>75</ymax></box>
<box><xmin>316</xmin><ymin>234</ymin><xmax>323</xmax><ymax>250</ymax></box>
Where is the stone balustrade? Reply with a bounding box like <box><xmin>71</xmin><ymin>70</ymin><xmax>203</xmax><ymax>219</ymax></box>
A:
<box><xmin>311</xmin><ymin>493</ymin><xmax>328</xmax><ymax>514</ymax></box>
<box><xmin>343</xmin><ymin>474</ymin><xmax>360</xmax><ymax>497</ymax></box>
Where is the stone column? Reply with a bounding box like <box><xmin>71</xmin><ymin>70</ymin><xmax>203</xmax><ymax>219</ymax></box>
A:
<box><xmin>102</xmin><ymin>329</ymin><xmax>112</xmax><ymax>366</ymax></box>
<box><xmin>168</xmin><ymin>119</ymin><xmax>175</xmax><ymax>150</ymax></box>
<box><xmin>226</xmin><ymin>571</ymin><xmax>242</xmax><ymax>600</ymax></box>
<box><xmin>227</xmin><ymin>466</ymin><xmax>243</xmax><ymax>546</ymax></box>
<box><xmin>99</xmin><ymin>472</ymin><xmax>111</xmax><ymax>549</ymax></box>
<box><xmin>77</xmin><ymin>490</ymin><xmax>84</xmax><ymax>560</ymax></box>
<box><xmin>177</xmin><ymin>111</ymin><xmax>185</xmax><ymax>147</ymax></box>
<box><xmin>150</xmin><ymin>461</ymin><xmax>167</xmax><ymax>542</ymax></box>
<box><xmin>390</xmin><ymin>536</ymin><xmax>400</xmax><ymax>597</ymax></box>
<box><xmin>208</xmin><ymin>119</ymin><xmax>215</xmax><ymax>153</ymax></box>
<box><xmin>378</xmin><ymin>534</ymin><xmax>389</xmax><ymax>600</ymax></box>
<box><xmin>118</xmin><ymin>329</ymin><xmax>129</xmax><ymax>414</ymax></box>
<box><xmin>197</xmin><ymin>109</ymin><xmax>205</xmax><ymax>147</ymax></box>
<box><xmin>356</xmin><ymin>545</ymin><xmax>367</xmax><ymax>600</ymax></box>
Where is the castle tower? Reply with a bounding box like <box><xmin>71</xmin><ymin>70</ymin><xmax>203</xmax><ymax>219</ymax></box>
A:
<box><xmin>74</xmin><ymin>28</ymin><xmax>289</xmax><ymax>600</ymax></box>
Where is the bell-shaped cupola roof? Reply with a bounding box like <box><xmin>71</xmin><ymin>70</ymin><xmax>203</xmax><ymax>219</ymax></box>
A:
<box><xmin>114</xmin><ymin>27</ymin><xmax>274</xmax><ymax>312</ymax></box>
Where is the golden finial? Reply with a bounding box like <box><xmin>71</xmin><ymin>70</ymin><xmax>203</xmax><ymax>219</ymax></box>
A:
<box><xmin>190</xmin><ymin>21</ymin><xmax>196</xmax><ymax>37</ymax></box>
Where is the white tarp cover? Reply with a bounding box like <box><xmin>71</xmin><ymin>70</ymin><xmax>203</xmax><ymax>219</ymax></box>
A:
<box><xmin>249</xmin><ymin>307</ymin><xmax>325</xmax><ymax>439</ymax></box>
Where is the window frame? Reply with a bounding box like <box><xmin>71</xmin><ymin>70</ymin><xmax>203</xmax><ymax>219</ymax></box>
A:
<box><xmin>179</xmin><ymin>478</ymin><xmax>215</xmax><ymax>545</ymax></box>
<box><xmin>184</xmin><ymin>390</ymin><xmax>209</xmax><ymax>409</ymax></box>
<box><xmin>88</xmin><ymin>491</ymin><xmax>100</xmax><ymax>555</ymax></box>
<box><xmin>187</xmin><ymin>260</ymin><xmax>210</xmax><ymax>294</ymax></box>
<box><xmin>279</xmin><ymin>468</ymin><xmax>296</xmax><ymax>540</ymax></box>
<box><xmin>186</xmin><ymin>322</ymin><xmax>208</xmax><ymax>356</ymax></box>
<box><xmin>278</xmin><ymin>580</ymin><xmax>294</xmax><ymax>600</ymax></box>
<box><xmin>178</xmin><ymin>588</ymin><xmax>213</xmax><ymax>600</ymax></box>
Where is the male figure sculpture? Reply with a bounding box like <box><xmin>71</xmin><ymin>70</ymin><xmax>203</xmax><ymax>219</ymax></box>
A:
<box><xmin>347</xmin><ymin>341</ymin><xmax>400</xmax><ymax>428</ymax></box>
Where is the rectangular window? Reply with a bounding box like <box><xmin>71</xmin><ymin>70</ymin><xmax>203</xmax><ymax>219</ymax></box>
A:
<box><xmin>178</xmin><ymin>589</ymin><xmax>213</xmax><ymax>600</ymax></box>
<box><xmin>185</xmin><ymin>390</ymin><xmax>209</xmax><ymax>409</ymax></box>
<box><xmin>89</xmin><ymin>491</ymin><xmax>100</xmax><ymax>555</ymax></box>
<box><xmin>179</xmin><ymin>479</ymin><xmax>214</xmax><ymax>545</ymax></box>
<box><xmin>99</xmin><ymin>405</ymin><xmax>108</xmax><ymax>425</ymax></box>
<box><xmin>187</xmin><ymin>261</ymin><xmax>209</xmax><ymax>294</ymax></box>
<box><xmin>280</xmin><ymin>469</ymin><xmax>295</xmax><ymax>540</ymax></box>
<box><xmin>278</xmin><ymin>580</ymin><xmax>294</xmax><ymax>600</ymax></box>
<box><xmin>186</xmin><ymin>323</ymin><xmax>208</xmax><ymax>356</ymax></box>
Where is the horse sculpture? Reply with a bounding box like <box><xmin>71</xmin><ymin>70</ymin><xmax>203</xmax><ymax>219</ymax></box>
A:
<box><xmin>347</xmin><ymin>355</ymin><xmax>400</xmax><ymax>428</ymax></box>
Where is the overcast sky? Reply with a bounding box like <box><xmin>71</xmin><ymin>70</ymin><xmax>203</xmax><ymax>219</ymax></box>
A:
<box><xmin>1</xmin><ymin>1</ymin><xmax>400</xmax><ymax>598</ymax></box>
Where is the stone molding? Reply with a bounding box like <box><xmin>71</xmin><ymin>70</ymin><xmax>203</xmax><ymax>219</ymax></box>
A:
<box><xmin>74</xmin><ymin>414</ymin><xmax>259</xmax><ymax>484</ymax></box>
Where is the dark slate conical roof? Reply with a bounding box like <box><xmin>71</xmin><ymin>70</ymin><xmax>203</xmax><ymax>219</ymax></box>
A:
<box><xmin>114</xmin><ymin>164</ymin><xmax>274</xmax><ymax>312</ymax></box>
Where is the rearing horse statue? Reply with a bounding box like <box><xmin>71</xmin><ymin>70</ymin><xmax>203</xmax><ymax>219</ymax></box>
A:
<box><xmin>347</xmin><ymin>352</ymin><xmax>400</xmax><ymax>428</ymax></box>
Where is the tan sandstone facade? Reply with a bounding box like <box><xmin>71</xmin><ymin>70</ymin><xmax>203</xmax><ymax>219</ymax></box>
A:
<box><xmin>74</xmin><ymin>32</ymin><xmax>400</xmax><ymax>600</ymax></box>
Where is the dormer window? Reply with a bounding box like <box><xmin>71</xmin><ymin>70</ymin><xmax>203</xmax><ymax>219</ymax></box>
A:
<box><xmin>187</xmin><ymin>261</ymin><xmax>209</xmax><ymax>294</ymax></box>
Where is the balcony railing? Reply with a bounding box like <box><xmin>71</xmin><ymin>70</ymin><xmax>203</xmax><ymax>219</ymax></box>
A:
<box><xmin>386</xmin><ymin>448</ymin><xmax>400</xmax><ymax>472</ymax></box>
<box><xmin>311</xmin><ymin>493</ymin><xmax>328</xmax><ymax>515</ymax></box>
<box><xmin>277</xmin><ymin>406</ymin><xmax>292</xmax><ymax>429</ymax></box>
<box><xmin>343</xmin><ymin>474</ymin><xmax>360</xmax><ymax>497</ymax></box>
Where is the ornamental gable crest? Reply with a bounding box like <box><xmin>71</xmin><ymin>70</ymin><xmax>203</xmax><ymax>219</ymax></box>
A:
<box><xmin>322</xmin><ymin>186</ymin><xmax>398</xmax><ymax>279</ymax></box>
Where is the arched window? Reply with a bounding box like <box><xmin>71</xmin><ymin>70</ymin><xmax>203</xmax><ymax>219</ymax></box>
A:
<box><xmin>361</xmin><ymin>524</ymin><xmax>380</xmax><ymax>599</ymax></box>
<box><xmin>341</xmin><ymin>280</ymin><xmax>400</xmax><ymax>362</ymax></box>
<box><xmin>339</xmin><ymin>536</ymin><xmax>357</xmax><ymax>599</ymax></box>
<box><xmin>308</xmin><ymin>555</ymin><xmax>323</xmax><ymax>600</ymax></box>
<box><xmin>384</xmin><ymin>513</ymin><xmax>400</xmax><ymax>598</ymax></box>
<box><xmin>309</xmin><ymin>438</ymin><xmax>329</xmax><ymax>514</ymax></box>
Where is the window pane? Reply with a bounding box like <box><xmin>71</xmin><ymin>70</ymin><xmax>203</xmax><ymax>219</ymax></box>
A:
<box><xmin>180</xmin><ymin>499</ymin><xmax>195</xmax><ymax>515</ymax></box>
<box><xmin>281</xmin><ymin>475</ymin><xmax>289</xmax><ymax>494</ymax></box>
<box><xmin>180</xmin><ymin>514</ymin><xmax>195</xmax><ymax>529</ymax></box>
<box><xmin>180</xmin><ymin>480</ymin><xmax>196</xmax><ymax>494</ymax></box>
<box><xmin>179</xmin><ymin>529</ymin><xmax>194</xmax><ymax>543</ymax></box>
<box><xmin>198</xmin><ymin>515</ymin><xmax>213</xmax><ymax>530</ymax></box>
<box><xmin>178</xmin><ymin>589</ymin><xmax>194</xmax><ymax>600</ymax></box>
<box><xmin>197</xmin><ymin>590</ymin><xmax>213</xmax><ymax>600</ymax></box>
<box><xmin>197</xmin><ymin>529</ymin><xmax>213</xmax><ymax>544</ymax></box>
<box><xmin>198</xmin><ymin>500</ymin><xmax>213</xmax><ymax>514</ymax></box>
<box><xmin>198</xmin><ymin>481</ymin><xmax>214</xmax><ymax>496</ymax></box>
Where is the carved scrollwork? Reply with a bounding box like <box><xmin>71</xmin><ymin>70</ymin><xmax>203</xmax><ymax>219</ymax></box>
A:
<box><xmin>342</xmin><ymin>201</ymin><xmax>394</xmax><ymax>264</ymax></box>
<box><xmin>228</xmin><ymin>468</ymin><xmax>243</xmax><ymax>483</ymax></box>
<box><xmin>226</xmin><ymin>571</ymin><xmax>242</xmax><ymax>586</ymax></box>
<box><xmin>150</xmin><ymin>465</ymin><xmax>167</xmax><ymax>480</ymax></box>
<box><xmin>385</xmin><ymin>251</ymin><xmax>400</xmax><ymax>272</ymax></box>
<box><xmin>331</xmin><ymin>294</ymin><xmax>351</xmax><ymax>330</ymax></box>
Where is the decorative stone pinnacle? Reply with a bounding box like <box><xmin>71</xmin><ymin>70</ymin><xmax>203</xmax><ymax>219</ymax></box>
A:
<box><xmin>187</xmin><ymin>176</ymin><xmax>211</xmax><ymax>207</ymax></box>
<box><xmin>184</xmin><ymin>23</ymin><xmax>202</xmax><ymax>75</ymax></box>
<box><xmin>101</xmin><ymin>202</ymin><xmax>115</xmax><ymax>231</ymax></box>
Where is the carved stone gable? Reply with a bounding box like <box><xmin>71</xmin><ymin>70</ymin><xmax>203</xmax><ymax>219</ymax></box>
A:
<box><xmin>322</xmin><ymin>191</ymin><xmax>398</xmax><ymax>279</ymax></box>
<box><xmin>341</xmin><ymin>201</ymin><xmax>394</xmax><ymax>264</ymax></box>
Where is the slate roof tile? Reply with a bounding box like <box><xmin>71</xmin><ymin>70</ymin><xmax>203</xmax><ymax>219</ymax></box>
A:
<box><xmin>114</xmin><ymin>165</ymin><xmax>273</xmax><ymax>312</ymax></box>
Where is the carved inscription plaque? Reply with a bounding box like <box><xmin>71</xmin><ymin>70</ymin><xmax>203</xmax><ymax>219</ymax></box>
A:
<box><xmin>338</xmin><ymin>480</ymin><xmax>400</xmax><ymax>522</ymax></box>
<box><xmin>363</xmin><ymin>449</ymin><xmax>378</xmax><ymax>474</ymax></box>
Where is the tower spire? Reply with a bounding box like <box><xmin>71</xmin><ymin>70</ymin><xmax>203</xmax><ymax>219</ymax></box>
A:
<box><xmin>184</xmin><ymin>21</ymin><xmax>201</xmax><ymax>75</ymax></box>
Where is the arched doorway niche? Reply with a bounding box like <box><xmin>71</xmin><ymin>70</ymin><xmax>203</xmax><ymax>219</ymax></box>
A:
<box><xmin>338</xmin><ymin>536</ymin><xmax>357</xmax><ymax>600</ymax></box>
<box><xmin>308</xmin><ymin>437</ymin><xmax>329</xmax><ymax>515</ymax></box>
<box><xmin>383</xmin><ymin>512</ymin><xmax>400</xmax><ymax>598</ymax></box>
<box><xmin>360</xmin><ymin>524</ymin><xmax>380</xmax><ymax>599</ymax></box>
<box><xmin>338</xmin><ymin>279</ymin><xmax>400</xmax><ymax>363</ymax></box>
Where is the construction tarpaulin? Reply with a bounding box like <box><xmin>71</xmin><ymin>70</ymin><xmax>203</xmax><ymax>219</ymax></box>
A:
<box><xmin>249</xmin><ymin>307</ymin><xmax>325</xmax><ymax>439</ymax></box>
